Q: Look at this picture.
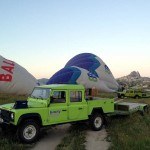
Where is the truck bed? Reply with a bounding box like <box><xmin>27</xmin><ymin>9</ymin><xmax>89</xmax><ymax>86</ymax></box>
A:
<box><xmin>87</xmin><ymin>97</ymin><xmax>114</xmax><ymax>114</ymax></box>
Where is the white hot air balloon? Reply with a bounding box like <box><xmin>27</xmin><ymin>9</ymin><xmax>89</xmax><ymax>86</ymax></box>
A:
<box><xmin>0</xmin><ymin>55</ymin><xmax>39</xmax><ymax>95</ymax></box>
<box><xmin>47</xmin><ymin>53</ymin><xmax>119</xmax><ymax>92</ymax></box>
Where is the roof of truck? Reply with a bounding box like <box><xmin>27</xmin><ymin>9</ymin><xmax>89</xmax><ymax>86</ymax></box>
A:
<box><xmin>36</xmin><ymin>84</ymin><xmax>85</xmax><ymax>90</ymax></box>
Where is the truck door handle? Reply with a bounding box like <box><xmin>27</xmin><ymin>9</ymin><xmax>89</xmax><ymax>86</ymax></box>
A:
<box><xmin>78</xmin><ymin>108</ymin><xmax>83</xmax><ymax>110</ymax></box>
<box><xmin>62</xmin><ymin>109</ymin><xmax>67</xmax><ymax>111</ymax></box>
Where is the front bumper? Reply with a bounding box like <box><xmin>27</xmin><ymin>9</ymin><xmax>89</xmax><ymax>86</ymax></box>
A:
<box><xmin>0</xmin><ymin>109</ymin><xmax>16</xmax><ymax>133</ymax></box>
<box><xmin>0</xmin><ymin>109</ymin><xmax>14</xmax><ymax>125</ymax></box>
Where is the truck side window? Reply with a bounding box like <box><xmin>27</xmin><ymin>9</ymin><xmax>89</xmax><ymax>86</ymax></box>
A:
<box><xmin>51</xmin><ymin>91</ymin><xmax>66</xmax><ymax>103</ymax></box>
<box><xmin>70</xmin><ymin>91</ymin><xmax>82</xmax><ymax>102</ymax></box>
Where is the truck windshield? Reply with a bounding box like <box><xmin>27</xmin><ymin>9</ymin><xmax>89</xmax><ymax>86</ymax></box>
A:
<box><xmin>31</xmin><ymin>88</ymin><xmax>50</xmax><ymax>99</ymax></box>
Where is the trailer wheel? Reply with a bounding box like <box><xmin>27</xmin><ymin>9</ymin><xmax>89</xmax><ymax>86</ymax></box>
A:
<box><xmin>144</xmin><ymin>106</ymin><xmax>150</xmax><ymax>113</ymax></box>
<box><xmin>135</xmin><ymin>95</ymin><xmax>140</xmax><ymax>99</ymax></box>
<box><xmin>90</xmin><ymin>113</ymin><xmax>104</xmax><ymax>131</ymax></box>
<box><xmin>120</xmin><ymin>94</ymin><xmax>124</xmax><ymax>99</ymax></box>
<box><xmin>17</xmin><ymin>119</ymin><xmax>40</xmax><ymax>143</ymax></box>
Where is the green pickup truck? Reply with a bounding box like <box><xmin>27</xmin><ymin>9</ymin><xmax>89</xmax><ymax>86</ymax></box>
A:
<box><xmin>117</xmin><ymin>89</ymin><xmax>150</xmax><ymax>99</ymax></box>
<box><xmin>0</xmin><ymin>84</ymin><xmax>114</xmax><ymax>143</ymax></box>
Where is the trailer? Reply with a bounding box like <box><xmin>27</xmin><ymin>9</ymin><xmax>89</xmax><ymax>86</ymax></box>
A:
<box><xmin>113</xmin><ymin>100</ymin><xmax>149</xmax><ymax>115</ymax></box>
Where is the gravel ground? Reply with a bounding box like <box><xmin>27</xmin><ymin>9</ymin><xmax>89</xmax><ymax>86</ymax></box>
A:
<box><xmin>30</xmin><ymin>125</ymin><xmax>110</xmax><ymax>150</ymax></box>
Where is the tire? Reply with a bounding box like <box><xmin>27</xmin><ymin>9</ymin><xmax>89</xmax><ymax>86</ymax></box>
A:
<box><xmin>89</xmin><ymin>113</ymin><xmax>104</xmax><ymax>131</ymax></box>
<box><xmin>120</xmin><ymin>94</ymin><xmax>124</xmax><ymax>99</ymax></box>
<box><xmin>71</xmin><ymin>122</ymin><xmax>78</xmax><ymax>126</ymax></box>
<box><xmin>17</xmin><ymin>119</ymin><xmax>40</xmax><ymax>143</ymax></box>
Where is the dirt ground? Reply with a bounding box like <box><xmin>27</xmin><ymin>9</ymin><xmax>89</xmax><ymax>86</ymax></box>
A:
<box><xmin>30</xmin><ymin>125</ymin><xmax>110</xmax><ymax>150</ymax></box>
<box><xmin>85</xmin><ymin>128</ymin><xmax>110</xmax><ymax>150</ymax></box>
<box><xmin>30</xmin><ymin>124</ymin><xmax>70</xmax><ymax>150</ymax></box>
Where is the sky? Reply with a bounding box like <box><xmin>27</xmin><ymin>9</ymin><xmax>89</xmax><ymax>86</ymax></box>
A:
<box><xmin>0</xmin><ymin>0</ymin><xmax>150</xmax><ymax>79</ymax></box>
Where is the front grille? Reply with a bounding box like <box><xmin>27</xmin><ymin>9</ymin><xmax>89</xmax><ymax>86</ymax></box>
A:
<box><xmin>0</xmin><ymin>109</ymin><xmax>11</xmax><ymax>123</ymax></box>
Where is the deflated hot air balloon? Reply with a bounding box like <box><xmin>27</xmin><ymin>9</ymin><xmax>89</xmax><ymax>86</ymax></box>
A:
<box><xmin>0</xmin><ymin>55</ymin><xmax>39</xmax><ymax>95</ymax></box>
<box><xmin>47</xmin><ymin>53</ymin><xmax>119</xmax><ymax>92</ymax></box>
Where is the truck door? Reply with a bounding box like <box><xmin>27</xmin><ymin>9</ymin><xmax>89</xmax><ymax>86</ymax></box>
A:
<box><xmin>48</xmin><ymin>90</ymin><xmax>68</xmax><ymax>124</ymax></box>
<box><xmin>68</xmin><ymin>90</ymin><xmax>88</xmax><ymax>121</ymax></box>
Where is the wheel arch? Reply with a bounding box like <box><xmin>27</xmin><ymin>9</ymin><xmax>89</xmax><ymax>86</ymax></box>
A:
<box><xmin>17</xmin><ymin>113</ymin><xmax>42</xmax><ymax>126</ymax></box>
<box><xmin>89</xmin><ymin>107</ymin><xmax>104</xmax><ymax>117</ymax></box>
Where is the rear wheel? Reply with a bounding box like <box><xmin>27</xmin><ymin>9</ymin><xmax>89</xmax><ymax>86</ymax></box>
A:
<box><xmin>90</xmin><ymin>113</ymin><xmax>104</xmax><ymax>131</ymax></box>
<box><xmin>17</xmin><ymin>119</ymin><xmax>40</xmax><ymax>143</ymax></box>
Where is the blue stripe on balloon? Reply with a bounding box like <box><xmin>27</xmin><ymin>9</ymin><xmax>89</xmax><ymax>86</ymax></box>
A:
<box><xmin>69</xmin><ymin>67</ymin><xmax>81</xmax><ymax>84</ymax></box>
<box><xmin>47</xmin><ymin>67</ymin><xmax>81</xmax><ymax>84</ymax></box>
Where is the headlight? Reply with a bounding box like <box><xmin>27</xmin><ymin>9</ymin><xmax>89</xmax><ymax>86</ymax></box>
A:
<box><xmin>10</xmin><ymin>112</ymin><xmax>14</xmax><ymax>120</ymax></box>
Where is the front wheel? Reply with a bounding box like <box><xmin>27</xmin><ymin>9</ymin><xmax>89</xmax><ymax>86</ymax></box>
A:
<box><xmin>17</xmin><ymin>119</ymin><xmax>40</xmax><ymax>143</ymax></box>
<box><xmin>89</xmin><ymin>113</ymin><xmax>104</xmax><ymax>131</ymax></box>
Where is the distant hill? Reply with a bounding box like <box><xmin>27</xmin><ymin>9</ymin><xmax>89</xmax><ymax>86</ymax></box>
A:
<box><xmin>117</xmin><ymin>71</ymin><xmax>150</xmax><ymax>89</ymax></box>
<box><xmin>38</xmin><ymin>78</ymin><xmax>49</xmax><ymax>85</ymax></box>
